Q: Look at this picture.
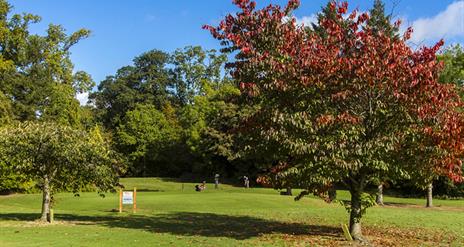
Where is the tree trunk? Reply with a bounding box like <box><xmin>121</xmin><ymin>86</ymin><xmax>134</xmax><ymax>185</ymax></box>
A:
<box><xmin>426</xmin><ymin>183</ymin><xmax>433</xmax><ymax>208</ymax></box>
<box><xmin>328</xmin><ymin>185</ymin><xmax>337</xmax><ymax>202</ymax></box>
<box><xmin>40</xmin><ymin>176</ymin><xmax>51</xmax><ymax>222</ymax></box>
<box><xmin>376</xmin><ymin>183</ymin><xmax>384</xmax><ymax>206</ymax></box>
<box><xmin>349</xmin><ymin>185</ymin><xmax>366</xmax><ymax>242</ymax></box>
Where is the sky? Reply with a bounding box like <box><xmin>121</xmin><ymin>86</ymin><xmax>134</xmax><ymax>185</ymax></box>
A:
<box><xmin>8</xmin><ymin>0</ymin><xmax>464</xmax><ymax>104</ymax></box>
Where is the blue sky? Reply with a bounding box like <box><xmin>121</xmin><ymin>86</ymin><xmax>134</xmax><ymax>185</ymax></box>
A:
<box><xmin>9</xmin><ymin>0</ymin><xmax>464</xmax><ymax>102</ymax></box>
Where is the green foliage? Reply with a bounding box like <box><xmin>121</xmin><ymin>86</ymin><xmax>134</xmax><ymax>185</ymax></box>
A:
<box><xmin>438</xmin><ymin>44</ymin><xmax>464</xmax><ymax>97</ymax></box>
<box><xmin>0</xmin><ymin>0</ymin><xmax>94</xmax><ymax>126</ymax></box>
<box><xmin>91</xmin><ymin>46</ymin><xmax>244</xmax><ymax>178</ymax></box>
<box><xmin>366</xmin><ymin>0</ymin><xmax>399</xmax><ymax>39</ymax></box>
<box><xmin>0</xmin><ymin>0</ymin><xmax>97</xmax><ymax>192</ymax></box>
<box><xmin>339</xmin><ymin>193</ymin><xmax>377</xmax><ymax>216</ymax></box>
<box><xmin>180</xmin><ymin>81</ymin><xmax>243</xmax><ymax>175</ymax></box>
<box><xmin>0</xmin><ymin>121</ymin><xmax>122</xmax><ymax>199</ymax></box>
<box><xmin>116</xmin><ymin>104</ymin><xmax>180</xmax><ymax>176</ymax></box>
<box><xmin>90</xmin><ymin>50</ymin><xmax>172</xmax><ymax>128</ymax></box>
<box><xmin>171</xmin><ymin>46</ymin><xmax>227</xmax><ymax>105</ymax></box>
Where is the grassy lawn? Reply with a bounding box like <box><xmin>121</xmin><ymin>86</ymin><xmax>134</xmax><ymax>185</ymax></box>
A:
<box><xmin>0</xmin><ymin>178</ymin><xmax>463</xmax><ymax>246</ymax></box>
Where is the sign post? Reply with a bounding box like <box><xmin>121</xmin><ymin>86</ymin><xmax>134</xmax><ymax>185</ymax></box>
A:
<box><xmin>119</xmin><ymin>187</ymin><xmax>137</xmax><ymax>213</ymax></box>
<box><xmin>133</xmin><ymin>187</ymin><xmax>137</xmax><ymax>213</ymax></box>
<box><xmin>119</xmin><ymin>189</ymin><xmax>122</xmax><ymax>213</ymax></box>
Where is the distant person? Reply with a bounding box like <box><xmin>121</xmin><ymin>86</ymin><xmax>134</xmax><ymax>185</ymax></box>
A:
<box><xmin>243</xmin><ymin>176</ymin><xmax>249</xmax><ymax>188</ymax></box>
<box><xmin>195</xmin><ymin>185</ymin><xmax>201</xmax><ymax>192</ymax></box>
<box><xmin>200</xmin><ymin>181</ymin><xmax>206</xmax><ymax>190</ymax></box>
<box><xmin>214</xmin><ymin>174</ymin><xmax>220</xmax><ymax>189</ymax></box>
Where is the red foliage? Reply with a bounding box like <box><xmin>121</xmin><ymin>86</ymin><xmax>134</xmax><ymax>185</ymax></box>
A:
<box><xmin>204</xmin><ymin>0</ymin><xmax>464</xmax><ymax>182</ymax></box>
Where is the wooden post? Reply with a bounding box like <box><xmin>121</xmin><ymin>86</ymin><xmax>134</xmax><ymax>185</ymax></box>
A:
<box><xmin>119</xmin><ymin>188</ymin><xmax>122</xmax><ymax>213</ymax></box>
<box><xmin>133</xmin><ymin>187</ymin><xmax>137</xmax><ymax>213</ymax></box>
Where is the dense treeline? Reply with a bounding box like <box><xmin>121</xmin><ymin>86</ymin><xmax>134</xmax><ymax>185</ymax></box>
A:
<box><xmin>89</xmin><ymin>46</ymin><xmax>258</xmax><ymax>179</ymax></box>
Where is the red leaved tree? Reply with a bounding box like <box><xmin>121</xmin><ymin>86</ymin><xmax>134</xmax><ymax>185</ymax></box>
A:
<box><xmin>205</xmin><ymin>0</ymin><xmax>464</xmax><ymax>241</ymax></box>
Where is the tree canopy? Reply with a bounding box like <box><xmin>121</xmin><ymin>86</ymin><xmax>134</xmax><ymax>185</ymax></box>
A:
<box><xmin>0</xmin><ymin>122</ymin><xmax>122</xmax><ymax>221</ymax></box>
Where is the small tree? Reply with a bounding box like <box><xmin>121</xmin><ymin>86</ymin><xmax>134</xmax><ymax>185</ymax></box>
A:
<box><xmin>0</xmin><ymin>122</ymin><xmax>121</xmax><ymax>222</ymax></box>
<box><xmin>205</xmin><ymin>0</ymin><xmax>464</xmax><ymax>241</ymax></box>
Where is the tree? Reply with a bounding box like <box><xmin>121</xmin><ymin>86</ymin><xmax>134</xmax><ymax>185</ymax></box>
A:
<box><xmin>7</xmin><ymin>23</ymin><xmax>93</xmax><ymax>125</ymax></box>
<box><xmin>0</xmin><ymin>122</ymin><xmax>121</xmax><ymax>222</ymax></box>
<box><xmin>438</xmin><ymin>44</ymin><xmax>464</xmax><ymax>96</ymax></box>
<box><xmin>0</xmin><ymin>0</ymin><xmax>95</xmax><ymax>192</ymax></box>
<box><xmin>171</xmin><ymin>46</ymin><xmax>227</xmax><ymax>106</ymax></box>
<box><xmin>115</xmin><ymin>103</ymin><xmax>181</xmax><ymax>176</ymax></box>
<box><xmin>204</xmin><ymin>0</ymin><xmax>464</xmax><ymax>241</ymax></box>
<box><xmin>90</xmin><ymin>50</ymin><xmax>172</xmax><ymax>129</ymax></box>
<box><xmin>179</xmin><ymin>79</ymin><xmax>244</xmax><ymax>176</ymax></box>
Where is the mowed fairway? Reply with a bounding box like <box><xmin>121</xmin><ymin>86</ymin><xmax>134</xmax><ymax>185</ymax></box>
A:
<box><xmin>0</xmin><ymin>178</ymin><xmax>463</xmax><ymax>246</ymax></box>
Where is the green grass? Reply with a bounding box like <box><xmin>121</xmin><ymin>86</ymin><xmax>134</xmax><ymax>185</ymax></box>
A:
<box><xmin>0</xmin><ymin>178</ymin><xmax>463</xmax><ymax>246</ymax></box>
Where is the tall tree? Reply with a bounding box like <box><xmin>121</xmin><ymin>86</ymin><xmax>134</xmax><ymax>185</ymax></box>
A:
<box><xmin>0</xmin><ymin>0</ymin><xmax>95</xmax><ymax>192</ymax></box>
<box><xmin>90</xmin><ymin>50</ymin><xmax>171</xmax><ymax>129</ymax></box>
<box><xmin>0</xmin><ymin>122</ymin><xmax>122</xmax><ymax>222</ymax></box>
<box><xmin>439</xmin><ymin>44</ymin><xmax>464</xmax><ymax>95</ymax></box>
<box><xmin>204</xmin><ymin>0</ymin><xmax>464</xmax><ymax>241</ymax></box>
<box><xmin>171</xmin><ymin>46</ymin><xmax>227</xmax><ymax>105</ymax></box>
<box><xmin>115</xmin><ymin>103</ymin><xmax>181</xmax><ymax>176</ymax></box>
<box><xmin>9</xmin><ymin>23</ymin><xmax>93</xmax><ymax>125</ymax></box>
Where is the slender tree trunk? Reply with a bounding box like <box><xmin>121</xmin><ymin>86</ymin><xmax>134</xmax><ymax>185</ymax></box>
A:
<box><xmin>426</xmin><ymin>183</ymin><xmax>433</xmax><ymax>208</ymax></box>
<box><xmin>348</xmin><ymin>177</ymin><xmax>371</xmax><ymax>243</ymax></box>
<box><xmin>40</xmin><ymin>176</ymin><xmax>51</xmax><ymax>222</ymax></box>
<box><xmin>349</xmin><ymin>187</ymin><xmax>363</xmax><ymax>241</ymax></box>
<box><xmin>376</xmin><ymin>183</ymin><xmax>384</xmax><ymax>206</ymax></box>
<box><xmin>328</xmin><ymin>185</ymin><xmax>337</xmax><ymax>202</ymax></box>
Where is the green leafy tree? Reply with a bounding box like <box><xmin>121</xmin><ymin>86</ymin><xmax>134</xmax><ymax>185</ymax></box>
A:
<box><xmin>179</xmin><ymin>80</ymin><xmax>243</xmax><ymax>176</ymax></box>
<box><xmin>439</xmin><ymin>44</ymin><xmax>464</xmax><ymax>96</ymax></box>
<box><xmin>0</xmin><ymin>122</ymin><xmax>121</xmax><ymax>222</ymax></box>
<box><xmin>171</xmin><ymin>46</ymin><xmax>227</xmax><ymax>105</ymax></box>
<box><xmin>0</xmin><ymin>0</ymin><xmax>95</xmax><ymax>192</ymax></box>
<box><xmin>115</xmin><ymin>104</ymin><xmax>181</xmax><ymax>176</ymax></box>
<box><xmin>90</xmin><ymin>50</ymin><xmax>171</xmax><ymax>129</ymax></box>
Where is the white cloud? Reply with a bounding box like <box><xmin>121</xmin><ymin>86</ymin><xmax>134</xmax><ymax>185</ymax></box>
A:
<box><xmin>76</xmin><ymin>92</ymin><xmax>89</xmax><ymax>106</ymax></box>
<box><xmin>409</xmin><ymin>1</ymin><xmax>464</xmax><ymax>44</ymax></box>
<box><xmin>295</xmin><ymin>14</ymin><xmax>318</xmax><ymax>27</ymax></box>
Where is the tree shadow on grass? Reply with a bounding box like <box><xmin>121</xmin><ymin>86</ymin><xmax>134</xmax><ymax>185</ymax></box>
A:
<box><xmin>0</xmin><ymin>212</ymin><xmax>342</xmax><ymax>240</ymax></box>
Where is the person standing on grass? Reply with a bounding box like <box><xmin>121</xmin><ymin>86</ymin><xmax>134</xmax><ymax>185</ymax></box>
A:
<box><xmin>243</xmin><ymin>176</ymin><xmax>249</xmax><ymax>188</ymax></box>
<box><xmin>214</xmin><ymin>174</ymin><xmax>220</xmax><ymax>189</ymax></box>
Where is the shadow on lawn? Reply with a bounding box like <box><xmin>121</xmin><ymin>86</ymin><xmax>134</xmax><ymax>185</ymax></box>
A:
<box><xmin>0</xmin><ymin>212</ymin><xmax>342</xmax><ymax>240</ymax></box>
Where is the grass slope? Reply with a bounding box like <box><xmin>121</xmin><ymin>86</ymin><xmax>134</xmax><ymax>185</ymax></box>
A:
<box><xmin>0</xmin><ymin>178</ymin><xmax>463</xmax><ymax>246</ymax></box>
